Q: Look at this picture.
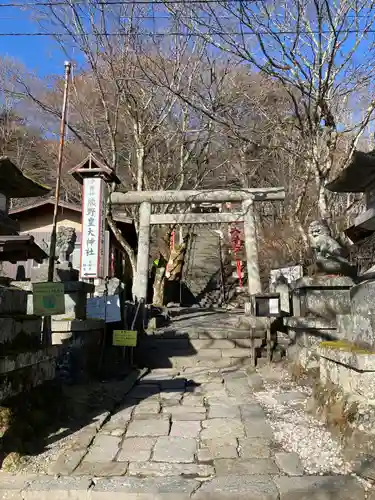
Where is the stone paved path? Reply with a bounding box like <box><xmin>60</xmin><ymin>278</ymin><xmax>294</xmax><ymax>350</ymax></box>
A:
<box><xmin>3</xmin><ymin>365</ymin><xmax>371</xmax><ymax>499</ymax></box>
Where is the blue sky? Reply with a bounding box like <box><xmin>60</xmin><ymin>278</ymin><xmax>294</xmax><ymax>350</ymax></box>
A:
<box><xmin>0</xmin><ymin>4</ymin><xmax>64</xmax><ymax>76</ymax></box>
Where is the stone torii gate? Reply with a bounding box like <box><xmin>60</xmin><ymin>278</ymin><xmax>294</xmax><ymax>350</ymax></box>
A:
<box><xmin>111</xmin><ymin>187</ymin><xmax>285</xmax><ymax>301</ymax></box>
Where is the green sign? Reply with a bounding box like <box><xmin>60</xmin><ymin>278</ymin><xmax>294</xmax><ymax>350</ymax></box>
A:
<box><xmin>33</xmin><ymin>282</ymin><xmax>65</xmax><ymax>316</ymax></box>
<box><xmin>113</xmin><ymin>330</ymin><xmax>137</xmax><ymax>347</ymax></box>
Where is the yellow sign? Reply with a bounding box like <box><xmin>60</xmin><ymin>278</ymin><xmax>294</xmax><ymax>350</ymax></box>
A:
<box><xmin>32</xmin><ymin>282</ymin><xmax>65</xmax><ymax>316</ymax></box>
<box><xmin>113</xmin><ymin>330</ymin><xmax>137</xmax><ymax>347</ymax></box>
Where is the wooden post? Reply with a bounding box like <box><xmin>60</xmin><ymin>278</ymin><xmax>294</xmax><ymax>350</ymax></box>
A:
<box><xmin>134</xmin><ymin>201</ymin><xmax>151</xmax><ymax>301</ymax></box>
<box><xmin>242</xmin><ymin>199</ymin><xmax>261</xmax><ymax>297</ymax></box>
<box><xmin>267</xmin><ymin>322</ymin><xmax>272</xmax><ymax>363</ymax></box>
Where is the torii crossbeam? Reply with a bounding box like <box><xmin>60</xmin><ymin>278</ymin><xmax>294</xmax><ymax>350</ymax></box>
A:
<box><xmin>111</xmin><ymin>187</ymin><xmax>285</xmax><ymax>301</ymax></box>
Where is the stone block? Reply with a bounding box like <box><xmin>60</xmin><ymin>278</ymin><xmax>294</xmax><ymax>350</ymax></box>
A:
<box><xmin>292</xmin><ymin>276</ymin><xmax>353</xmax><ymax>320</ymax></box>
<box><xmin>84</xmin><ymin>435</ymin><xmax>121</xmax><ymax>463</ymax></box>
<box><xmin>133</xmin><ymin>401</ymin><xmax>161</xmax><ymax>414</ymax></box>
<box><xmin>0</xmin><ymin>354</ymin><xmax>57</xmax><ymax>401</ymax></box>
<box><xmin>172</xmin><ymin>412</ymin><xmax>206</xmax><ymax>421</ymax></box>
<box><xmin>0</xmin><ymin>318</ymin><xmax>16</xmax><ymax>344</ymax></box>
<box><xmin>153</xmin><ymin>437</ymin><xmax>197</xmax><ymax>463</ymax></box>
<box><xmin>243</xmin><ymin>420</ymin><xmax>273</xmax><ymax>439</ymax></box>
<box><xmin>128</xmin><ymin>461</ymin><xmax>214</xmax><ymax>477</ymax></box>
<box><xmin>0</xmin><ymin>347</ymin><xmax>58</xmax><ymax>374</ymax></box>
<box><xmin>163</xmin><ymin>405</ymin><xmax>206</xmax><ymax>415</ymax></box>
<box><xmin>0</xmin><ymin>473</ymin><xmax>36</xmax><ymax>500</ymax></box>
<box><xmin>238</xmin><ymin>438</ymin><xmax>271</xmax><ymax>458</ymax></box>
<box><xmin>51</xmin><ymin>318</ymin><xmax>105</xmax><ymax>333</ymax></box>
<box><xmin>170</xmin><ymin>420</ymin><xmax>201</xmax><ymax>438</ymax></box>
<box><xmin>0</xmin><ymin>286</ymin><xmax>27</xmax><ymax>315</ymax></box>
<box><xmin>214</xmin><ymin>458</ymin><xmax>278</xmax><ymax>475</ymax></box>
<box><xmin>226</xmin><ymin>330</ymin><xmax>253</xmax><ymax>340</ymax></box>
<box><xmin>198</xmin><ymin>438</ymin><xmax>238</xmax><ymax>461</ymax></box>
<box><xmin>274</xmin><ymin>476</ymin><xmax>365</xmax><ymax>500</ymax></box>
<box><xmin>74</xmin><ymin>461</ymin><xmax>128</xmax><ymax>476</ymax></box>
<box><xmin>208</xmin><ymin>405</ymin><xmax>241</xmax><ymax>419</ymax></box>
<box><xmin>351</xmin><ymin>279</ymin><xmax>375</xmax><ymax>316</ymax></box>
<box><xmin>49</xmin><ymin>450</ymin><xmax>87</xmax><ymax>475</ymax></box>
<box><xmin>117</xmin><ymin>437</ymin><xmax>156</xmax><ymax>462</ymax></box>
<box><xmin>90</xmin><ymin>476</ymin><xmax>199</xmax><ymax>500</ymax></box>
<box><xmin>191</xmin><ymin>339</ymin><xmax>235</xmax><ymax>349</ymax></box>
<box><xmin>126</xmin><ymin>419</ymin><xmax>170</xmax><ymax>437</ymax></box>
<box><xmin>201</xmin><ymin>419</ymin><xmax>245</xmax><ymax>440</ymax></box>
<box><xmin>240</xmin><ymin>404</ymin><xmax>266</xmax><ymax>420</ymax></box>
<box><xmin>193</xmin><ymin>475</ymin><xmax>279</xmax><ymax>500</ymax></box>
<box><xmin>275</xmin><ymin>452</ymin><xmax>304</xmax><ymax>476</ymax></box>
<box><xmin>319</xmin><ymin>350</ymin><xmax>375</xmax><ymax>399</ymax></box>
<box><xmin>221</xmin><ymin>348</ymin><xmax>251</xmax><ymax>358</ymax></box>
<box><xmin>23</xmin><ymin>477</ymin><xmax>91</xmax><ymax>500</ymax></box>
<box><xmin>197</xmin><ymin>349</ymin><xmax>222</xmax><ymax>359</ymax></box>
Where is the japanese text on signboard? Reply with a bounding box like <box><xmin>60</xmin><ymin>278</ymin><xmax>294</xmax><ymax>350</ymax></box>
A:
<box><xmin>80</xmin><ymin>177</ymin><xmax>107</xmax><ymax>279</ymax></box>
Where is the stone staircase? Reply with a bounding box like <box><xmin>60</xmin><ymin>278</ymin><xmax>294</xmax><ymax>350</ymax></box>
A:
<box><xmin>137</xmin><ymin>310</ymin><xmax>281</xmax><ymax>369</ymax></box>
<box><xmin>183</xmin><ymin>228</ymin><xmax>248</xmax><ymax>309</ymax></box>
<box><xmin>183</xmin><ymin>228</ymin><xmax>223</xmax><ymax>306</ymax></box>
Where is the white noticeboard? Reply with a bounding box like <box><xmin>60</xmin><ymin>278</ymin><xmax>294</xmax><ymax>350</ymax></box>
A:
<box><xmin>269</xmin><ymin>297</ymin><xmax>280</xmax><ymax>315</ymax></box>
<box><xmin>270</xmin><ymin>265</ymin><xmax>303</xmax><ymax>287</ymax></box>
<box><xmin>86</xmin><ymin>295</ymin><xmax>121</xmax><ymax>323</ymax></box>
<box><xmin>80</xmin><ymin>177</ymin><xmax>107</xmax><ymax>279</ymax></box>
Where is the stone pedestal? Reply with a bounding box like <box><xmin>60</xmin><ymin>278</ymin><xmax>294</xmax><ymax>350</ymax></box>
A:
<box><xmin>12</xmin><ymin>281</ymin><xmax>94</xmax><ymax>320</ymax></box>
<box><xmin>292</xmin><ymin>275</ymin><xmax>353</xmax><ymax>320</ymax></box>
<box><xmin>30</xmin><ymin>262</ymin><xmax>79</xmax><ymax>282</ymax></box>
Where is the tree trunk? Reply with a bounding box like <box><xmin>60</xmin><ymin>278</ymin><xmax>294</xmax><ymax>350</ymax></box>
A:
<box><xmin>153</xmin><ymin>264</ymin><xmax>166</xmax><ymax>306</ymax></box>
<box><xmin>166</xmin><ymin>238</ymin><xmax>188</xmax><ymax>282</ymax></box>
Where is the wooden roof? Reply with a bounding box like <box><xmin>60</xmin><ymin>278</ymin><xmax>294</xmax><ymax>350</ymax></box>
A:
<box><xmin>68</xmin><ymin>153</ymin><xmax>121</xmax><ymax>185</ymax></box>
<box><xmin>0</xmin><ymin>235</ymin><xmax>47</xmax><ymax>263</ymax></box>
<box><xmin>0</xmin><ymin>157</ymin><xmax>51</xmax><ymax>198</ymax></box>
<box><xmin>9</xmin><ymin>197</ymin><xmax>81</xmax><ymax>216</ymax></box>
<box><xmin>326</xmin><ymin>150</ymin><xmax>375</xmax><ymax>193</ymax></box>
<box><xmin>9</xmin><ymin>197</ymin><xmax>134</xmax><ymax>226</ymax></box>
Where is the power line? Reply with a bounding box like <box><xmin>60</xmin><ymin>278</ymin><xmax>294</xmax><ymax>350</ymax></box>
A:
<box><xmin>0</xmin><ymin>0</ymin><xmax>259</xmax><ymax>7</ymax></box>
<box><xmin>0</xmin><ymin>29</ymin><xmax>373</xmax><ymax>36</ymax></box>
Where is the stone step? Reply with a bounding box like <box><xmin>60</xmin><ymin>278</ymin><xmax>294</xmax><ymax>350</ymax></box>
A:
<box><xmin>0</xmin><ymin>472</ymin><xmax>365</xmax><ymax>499</ymax></box>
<box><xmin>150</xmin><ymin>328</ymin><xmax>264</xmax><ymax>340</ymax></box>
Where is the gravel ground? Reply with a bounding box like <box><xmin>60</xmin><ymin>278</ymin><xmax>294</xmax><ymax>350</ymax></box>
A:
<box><xmin>255</xmin><ymin>364</ymin><xmax>353</xmax><ymax>476</ymax></box>
<box><xmin>17</xmin><ymin>427</ymin><xmax>80</xmax><ymax>474</ymax></box>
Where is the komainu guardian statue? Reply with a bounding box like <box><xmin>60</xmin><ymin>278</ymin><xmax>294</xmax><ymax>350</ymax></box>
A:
<box><xmin>55</xmin><ymin>226</ymin><xmax>77</xmax><ymax>264</ymax></box>
<box><xmin>308</xmin><ymin>220</ymin><xmax>356</xmax><ymax>277</ymax></box>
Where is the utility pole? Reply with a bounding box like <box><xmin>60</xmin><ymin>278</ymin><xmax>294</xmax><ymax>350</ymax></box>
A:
<box><xmin>42</xmin><ymin>61</ymin><xmax>71</xmax><ymax>346</ymax></box>
<box><xmin>47</xmin><ymin>61</ymin><xmax>72</xmax><ymax>282</ymax></box>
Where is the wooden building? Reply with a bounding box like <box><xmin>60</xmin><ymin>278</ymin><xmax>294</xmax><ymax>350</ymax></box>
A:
<box><xmin>8</xmin><ymin>197</ymin><xmax>137</xmax><ymax>282</ymax></box>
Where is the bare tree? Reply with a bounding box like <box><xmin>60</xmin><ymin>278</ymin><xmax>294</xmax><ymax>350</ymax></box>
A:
<box><xmin>167</xmin><ymin>0</ymin><xmax>375</xmax><ymax>226</ymax></box>
<box><xmin>5</xmin><ymin>1</ymin><xmax>239</xmax><ymax>298</ymax></box>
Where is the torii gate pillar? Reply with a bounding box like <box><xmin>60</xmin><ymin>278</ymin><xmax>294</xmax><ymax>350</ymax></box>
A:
<box><xmin>242</xmin><ymin>199</ymin><xmax>261</xmax><ymax>295</ymax></box>
<box><xmin>111</xmin><ymin>187</ymin><xmax>285</xmax><ymax>302</ymax></box>
<box><xmin>133</xmin><ymin>201</ymin><xmax>151</xmax><ymax>301</ymax></box>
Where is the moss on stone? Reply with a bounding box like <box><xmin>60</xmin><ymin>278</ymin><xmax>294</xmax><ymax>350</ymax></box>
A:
<box><xmin>319</xmin><ymin>340</ymin><xmax>375</xmax><ymax>354</ymax></box>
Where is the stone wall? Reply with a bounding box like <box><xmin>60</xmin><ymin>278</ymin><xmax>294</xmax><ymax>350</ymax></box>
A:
<box><xmin>52</xmin><ymin>319</ymin><xmax>105</xmax><ymax>384</ymax></box>
<box><xmin>0</xmin><ymin>287</ymin><xmax>59</xmax><ymax>402</ymax></box>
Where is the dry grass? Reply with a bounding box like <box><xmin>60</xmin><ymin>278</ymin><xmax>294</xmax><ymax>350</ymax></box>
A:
<box><xmin>312</xmin><ymin>380</ymin><xmax>358</xmax><ymax>437</ymax></box>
